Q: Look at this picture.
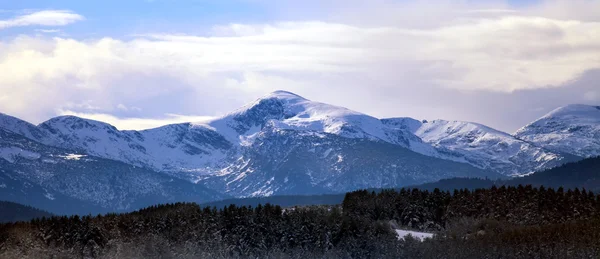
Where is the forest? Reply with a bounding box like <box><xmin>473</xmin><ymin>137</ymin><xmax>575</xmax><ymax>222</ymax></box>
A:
<box><xmin>2</xmin><ymin>185</ymin><xmax>600</xmax><ymax>258</ymax></box>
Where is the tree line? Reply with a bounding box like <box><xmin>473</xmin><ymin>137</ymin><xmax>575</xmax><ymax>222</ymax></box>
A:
<box><xmin>1</xmin><ymin>185</ymin><xmax>600</xmax><ymax>258</ymax></box>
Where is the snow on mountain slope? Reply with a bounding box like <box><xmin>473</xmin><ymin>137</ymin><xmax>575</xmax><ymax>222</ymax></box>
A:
<box><xmin>36</xmin><ymin>116</ymin><xmax>233</xmax><ymax>176</ymax></box>
<box><xmin>4</xmin><ymin>91</ymin><xmax>492</xmax><ymax>198</ymax></box>
<box><xmin>135</xmin><ymin>123</ymin><xmax>233</xmax><ymax>174</ymax></box>
<box><xmin>202</xmin><ymin>127</ymin><xmax>500</xmax><ymax>197</ymax></box>
<box><xmin>0</xmin><ymin>113</ymin><xmax>49</xmax><ymax>141</ymax></box>
<box><xmin>0</xmin><ymin>92</ymin><xmax>447</xmax><ymax>182</ymax></box>
<box><xmin>29</xmin><ymin>91</ymin><xmax>427</xmax><ymax>177</ymax></box>
<box><xmin>1</xmin><ymin>91</ymin><xmax>591</xmax><ymax>201</ymax></box>
<box><xmin>515</xmin><ymin>104</ymin><xmax>600</xmax><ymax>157</ymax></box>
<box><xmin>200</xmin><ymin>90</ymin><xmax>434</xmax><ymax>153</ymax></box>
<box><xmin>0</xmin><ymin>128</ymin><xmax>228</xmax><ymax>214</ymax></box>
<box><xmin>382</xmin><ymin>118</ymin><xmax>569</xmax><ymax>175</ymax></box>
<box><xmin>203</xmin><ymin>91</ymin><xmax>394</xmax><ymax>142</ymax></box>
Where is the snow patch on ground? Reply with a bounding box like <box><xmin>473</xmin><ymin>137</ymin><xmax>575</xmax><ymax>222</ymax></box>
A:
<box><xmin>45</xmin><ymin>192</ymin><xmax>55</xmax><ymax>200</ymax></box>
<box><xmin>42</xmin><ymin>158</ymin><xmax>58</xmax><ymax>164</ymax></box>
<box><xmin>58</xmin><ymin>154</ymin><xmax>87</xmax><ymax>160</ymax></box>
<box><xmin>395</xmin><ymin>229</ymin><xmax>434</xmax><ymax>241</ymax></box>
<box><xmin>511</xmin><ymin>171</ymin><xmax>536</xmax><ymax>177</ymax></box>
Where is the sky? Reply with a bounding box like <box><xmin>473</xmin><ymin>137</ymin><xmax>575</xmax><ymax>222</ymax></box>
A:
<box><xmin>0</xmin><ymin>0</ymin><xmax>599</xmax><ymax>132</ymax></box>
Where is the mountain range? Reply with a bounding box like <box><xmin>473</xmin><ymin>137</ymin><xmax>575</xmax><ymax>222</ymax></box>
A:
<box><xmin>0</xmin><ymin>90</ymin><xmax>598</xmax><ymax>214</ymax></box>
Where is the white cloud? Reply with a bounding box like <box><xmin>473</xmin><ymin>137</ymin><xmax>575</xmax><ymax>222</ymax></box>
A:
<box><xmin>58</xmin><ymin>110</ymin><xmax>215</xmax><ymax>130</ymax></box>
<box><xmin>0</xmin><ymin>1</ymin><xmax>598</xmax><ymax>131</ymax></box>
<box><xmin>0</xmin><ymin>10</ymin><xmax>83</xmax><ymax>30</ymax></box>
<box><xmin>35</xmin><ymin>29</ymin><xmax>61</xmax><ymax>33</ymax></box>
<box><xmin>116</xmin><ymin>104</ymin><xmax>142</xmax><ymax>112</ymax></box>
<box><xmin>584</xmin><ymin>91</ymin><xmax>599</xmax><ymax>101</ymax></box>
<box><xmin>527</xmin><ymin>0</ymin><xmax>600</xmax><ymax>22</ymax></box>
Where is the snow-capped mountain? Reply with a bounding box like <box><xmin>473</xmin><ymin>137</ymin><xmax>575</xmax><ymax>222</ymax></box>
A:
<box><xmin>204</xmin><ymin>91</ymin><xmax>429</xmax><ymax>149</ymax></box>
<box><xmin>36</xmin><ymin>116</ymin><xmax>233</xmax><ymax>177</ymax></box>
<box><xmin>382</xmin><ymin>118</ymin><xmax>572</xmax><ymax>175</ymax></box>
<box><xmin>0</xmin><ymin>127</ymin><xmax>228</xmax><ymax>214</ymax></box>
<box><xmin>27</xmin><ymin>91</ymin><xmax>440</xmax><ymax>178</ymax></box>
<box><xmin>1</xmin><ymin>91</ymin><xmax>598</xmax><ymax>211</ymax></box>
<box><xmin>204</xmin><ymin>127</ymin><xmax>498</xmax><ymax>197</ymax></box>
<box><xmin>0</xmin><ymin>91</ymin><xmax>499</xmax><ymax>202</ymax></box>
<box><xmin>0</xmin><ymin>113</ymin><xmax>49</xmax><ymax>141</ymax></box>
<box><xmin>515</xmin><ymin>104</ymin><xmax>600</xmax><ymax>158</ymax></box>
<box><xmin>0</xmin><ymin>114</ymin><xmax>233</xmax><ymax>180</ymax></box>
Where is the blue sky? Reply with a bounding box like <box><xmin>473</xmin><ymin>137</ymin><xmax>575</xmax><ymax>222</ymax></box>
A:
<box><xmin>1</xmin><ymin>0</ymin><xmax>273</xmax><ymax>38</ymax></box>
<box><xmin>0</xmin><ymin>0</ymin><xmax>542</xmax><ymax>37</ymax></box>
<box><xmin>0</xmin><ymin>0</ymin><xmax>598</xmax><ymax>131</ymax></box>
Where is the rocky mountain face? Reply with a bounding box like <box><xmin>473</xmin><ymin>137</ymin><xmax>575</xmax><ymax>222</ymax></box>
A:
<box><xmin>204</xmin><ymin>128</ymin><xmax>497</xmax><ymax>197</ymax></box>
<box><xmin>515</xmin><ymin>104</ymin><xmax>600</xmax><ymax>158</ymax></box>
<box><xmin>36</xmin><ymin>116</ymin><xmax>234</xmax><ymax>178</ymax></box>
<box><xmin>382</xmin><ymin>118</ymin><xmax>574</xmax><ymax>176</ymax></box>
<box><xmin>0</xmin><ymin>128</ymin><xmax>228</xmax><ymax>214</ymax></box>
<box><xmin>0</xmin><ymin>91</ymin><xmax>597</xmax><ymax>214</ymax></box>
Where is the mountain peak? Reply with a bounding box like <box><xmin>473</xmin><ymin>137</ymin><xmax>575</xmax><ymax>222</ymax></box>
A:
<box><xmin>515</xmin><ymin>104</ymin><xmax>600</xmax><ymax>158</ymax></box>
<box><xmin>207</xmin><ymin>90</ymin><xmax>392</xmax><ymax>143</ymax></box>
<box><xmin>0</xmin><ymin>112</ymin><xmax>35</xmax><ymax>127</ymax></box>
<box><xmin>541</xmin><ymin>104</ymin><xmax>600</xmax><ymax>119</ymax></box>
<box><xmin>228</xmin><ymin>91</ymin><xmax>308</xmax><ymax>118</ymax></box>
<box><xmin>39</xmin><ymin>115</ymin><xmax>118</xmax><ymax>132</ymax></box>
<box><xmin>265</xmin><ymin>90</ymin><xmax>307</xmax><ymax>100</ymax></box>
<box><xmin>516</xmin><ymin>104</ymin><xmax>600</xmax><ymax>134</ymax></box>
<box><xmin>0</xmin><ymin>112</ymin><xmax>47</xmax><ymax>140</ymax></box>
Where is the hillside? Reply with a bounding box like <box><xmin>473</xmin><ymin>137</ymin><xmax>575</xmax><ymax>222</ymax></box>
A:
<box><xmin>408</xmin><ymin>156</ymin><xmax>600</xmax><ymax>192</ymax></box>
<box><xmin>0</xmin><ymin>201</ymin><xmax>53</xmax><ymax>223</ymax></box>
<box><xmin>509</xmin><ymin>156</ymin><xmax>600</xmax><ymax>192</ymax></box>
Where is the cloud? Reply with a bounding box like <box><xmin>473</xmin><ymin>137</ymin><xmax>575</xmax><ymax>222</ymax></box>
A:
<box><xmin>584</xmin><ymin>91</ymin><xmax>599</xmax><ymax>101</ymax></box>
<box><xmin>527</xmin><ymin>0</ymin><xmax>600</xmax><ymax>22</ymax></box>
<box><xmin>116</xmin><ymin>104</ymin><xmax>142</xmax><ymax>112</ymax></box>
<box><xmin>0</xmin><ymin>10</ymin><xmax>83</xmax><ymax>30</ymax></box>
<box><xmin>57</xmin><ymin>110</ymin><xmax>215</xmax><ymax>130</ymax></box>
<box><xmin>35</xmin><ymin>29</ymin><xmax>61</xmax><ymax>33</ymax></box>
<box><xmin>0</xmin><ymin>0</ymin><xmax>598</xmax><ymax>132</ymax></box>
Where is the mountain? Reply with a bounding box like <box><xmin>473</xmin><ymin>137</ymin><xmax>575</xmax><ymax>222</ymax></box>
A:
<box><xmin>1</xmin><ymin>91</ymin><xmax>598</xmax><ymax>212</ymax></box>
<box><xmin>0</xmin><ymin>127</ymin><xmax>228</xmax><ymax>214</ymax></box>
<box><xmin>208</xmin><ymin>91</ymin><xmax>422</xmax><ymax>145</ymax></box>
<box><xmin>208</xmin><ymin>154</ymin><xmax>600</xmax><ymax>210</ymax></box>
<box><xmin>0</xmin><ymin>201</ymin><xmax>53</xmax><ymax>223</ymax></box>
<box><xmin>382</xmin><ymin>118</ymin><xmax>572</xmax><ymax>175</ymax></box>
<box><xmin>203</xmin><ymin>127</ymin><xmax>499</xmax><ymax>197</ymax></box>
<box><xmin>515</xmin><ymin>104</ymin><xmax>600</xmax><ymax>158</ymax></box>
<box><xmin>196</xmin><ymin>91</ymin><xmax>499</xmax><ymax>196</ymax></box>
<box><xmin>408</xmin><ymin>156</ymin><xmax>600</xmax><ymax>193</ymax></box>
<box><xmin>508</xmin><ymin>156</ymin><xmax>600</xmax><ymax>192</ymax></box>
<box><xmin>0</xmin><ymin>91</ymin><xmax>501</xmax><ymax>202</ymax></box>
<box><xmin>27</xmin><ymin>91</ymin><xmax>437</xmax><ymax>178</ymax></box>
<box><xmin>37</xmin><ymin>116</ymin><xmax>233</xmax><ymax>178</ymax></box>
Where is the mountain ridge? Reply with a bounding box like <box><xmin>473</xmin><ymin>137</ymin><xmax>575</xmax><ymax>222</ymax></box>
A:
<box><xmin>1</xmin><ymin>93</ymin><xmax>596</xmax><ymax>177</ymax></box>
<box><xmin>515</xmin><ymin>104</ymin><xmax>600</xmax><ymax>158</ymax></box>
<box><xmin>0</xmin><ymin>91</ymin><xmax>597</xmax><ymax>214</ymax></box>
